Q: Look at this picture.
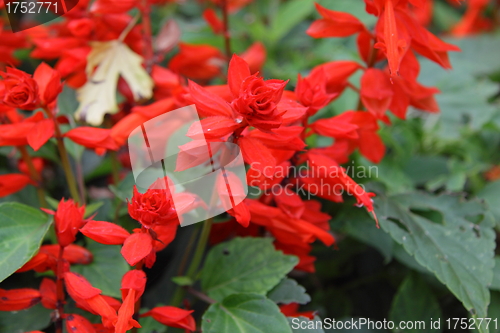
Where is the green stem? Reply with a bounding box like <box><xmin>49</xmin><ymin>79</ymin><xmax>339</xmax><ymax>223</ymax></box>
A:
<box><xmin>44</xmin><ymin>108</ymin><xmax>82</xmax><ymax>204</ymax></box>
<box><xmin>170</xmin><ymin>218</ymin><xmax>214</xmax><ymax>307</ymax></box>
<box><xmin>18</xmin><ymin>146</ymin><xmax>47</xmax><ymax>207</ymax></box>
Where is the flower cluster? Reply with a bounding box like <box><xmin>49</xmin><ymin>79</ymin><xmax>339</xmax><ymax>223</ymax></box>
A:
<box><xmin>0</xmin><ymin>0</ymin><xmax>480</xmax><ymax>331</ymax></box>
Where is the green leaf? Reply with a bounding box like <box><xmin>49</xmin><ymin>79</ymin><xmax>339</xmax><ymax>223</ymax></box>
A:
<box><xmin>72</xmin><ymin>240</ymin><xmax>129</xmax><ymax>298</ymax></box>
<box><xmin>172</xmin><ymin>276</ymin><xmax>194</xmax><ymax>287</ymax></box>
<box><xmin>269</xmin><ymin>0</ymin><xmax>314</xmax><ymax>42</ymax></box>
<box><xmin>84</xmin><ymin>201</ymin><xmax>104</xmax><ymax>218</ymax></box>
<box><xmin>375</xmin><ymin>192</ymin><xmax>496</xmax><ymax>317</ymax></box>
<box><xmin>201</xmin><ymin>237</ymin><xmax>298</xmax><ymax>302</ymax></box>
<box><xmin>0</xmin><ymin>202</ymin><xmax>52</xmax><ymax>283</ymax></box>
<box><xmin>109</xmin><ymin>172</ymin><xmax>136</xmax><ymax>202</ymax></box>
<box><xmin>288</xmin><ymin>316</ymin><xmax>325</xmax><ymax>332</ymax></box>
<box><xmin>202</xmin><ymin>293</ymin><xmax>292</xmax><ymax>333</ymax></box>
<box><xmin>268</xmin><ymin>278</ymin><xmax>311</xmax><ymax>305</ymax></box>
<box><xmin>138</xmin><ymin>311</ymin><xmax>166</xmax><ymax>333</ymax></box>
<box><xmin>0</xmin><ymin>304</ymin><xmax>52</xmax><ymax>333</ymax></box>
<box><xmin>389</xmin><ymin>274</ymin><xmax>442</xmax><ymax>333</ymax></box>
<box><xmin>477</xmin><ymin>180</ymin><xmax>500</xmax><ymax>228</ymax></box>
<box><xmin>490</xmin><ymin>257</ymin><xmax>500</xmax><ymax>291</ymax></box>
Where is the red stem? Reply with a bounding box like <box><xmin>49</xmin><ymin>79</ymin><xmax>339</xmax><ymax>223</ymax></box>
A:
<box><xmin>55</xmin><ymin>246</ymin><xmax>66</xmax><ymax>333</ymax></box>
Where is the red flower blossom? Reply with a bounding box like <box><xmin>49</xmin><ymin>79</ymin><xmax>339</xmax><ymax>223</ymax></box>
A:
<box><xmin>0</xmin><ymin>173</ymin><xmax>33</xmax><ymax>198</ymax></box>
<box><xmin>0</xmin><ymin>67</ymin><xmax>39</xmax><ymax>110</ymax></box>
<box><xmin>42</xmin><ymin>199</ymin><xmax>87</xmax><ymax>248</ymax></box>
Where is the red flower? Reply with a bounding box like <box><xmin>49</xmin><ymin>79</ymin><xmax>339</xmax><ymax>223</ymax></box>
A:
<box><xmin>120</xmin><ymin>232</ymin><xmax>154</xmax><ymax>266</ymax></box>
<box><xmin>127</xmin><ymin>185</ymin><xmax>177</xmax><ymax>228</ymax></box>
<box><xmin>169</xmin><ymin>43</ymin><xmax>223</xmax><ymax>80</ymax></box>
<box><xmin>141</xmin><ymin>306</ymin><xmax>196</xmax><ymax>331</ymax></box>
<box><xmin>0</xmin><ymin>288</ymin><xmax>41</xmax><ymax>311</ymax></box>
<box><xmin>229</xmin><ymin>55</ymin><xmax>288</xmax><ymax>132</ymax></box>
<box><xmin>42</xmin><ymin>199</ymin><xmax>87</xmax><ymax>248</ymax></box>
<box><xmin>0</xmin><ymin>173</ymin><xmax>32</xmax><ymax>198</ymax></box>
<box><xmin>0</xmin><ymin>67</ymin><xmax>39</xmax><ymax>110</ymax></box>
<box><xmin>64</xmin><ymin>127</ymin><xmax>119</xmax><ymax>155</ymax></box>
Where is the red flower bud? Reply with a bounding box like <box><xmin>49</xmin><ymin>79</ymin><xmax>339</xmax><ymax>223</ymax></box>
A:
<box><xmin>141</xmin><ymin>306</ymin><xmax>195</xmax><ymax>331</ymax></box>
<box><xmin>0</xmin><ymin>288</ymin><xmax>41</xmax><ymax>311</ymax></box>
<box><xmin>42</xmin><ymin>199</ymin><xmax>86</xmax><ymax>247</ymax></box>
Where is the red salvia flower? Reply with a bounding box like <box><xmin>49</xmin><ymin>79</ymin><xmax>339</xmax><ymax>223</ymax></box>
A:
<box><xmin>0</xmin><ymin>173</ymin><xmax>33</xmax><ymax>198</ymax></box>
<box><xmin>65</xmin><ymin>314</ymin><xmax>97</xmax><ymax>333</ymax></box>
<box><xmin>80</xmin><ymin>221</ymin><xmax>131</xmax><ymax>245</ymax></box>
<box><xmin>0</xmin><ymin>288</ymin><xmax>41</xmax><ymax>311</ymax></box>
<box><xmin>0</xmin><ymin>67</ymin><xmax>39</xmax><ymax>110</ymax></box>
<box><xmin>42</xmin><ymin>199</ymin><xmax>87</xmax><ymax>248</ymax></box>
<box><xmin>141</xmin><ymin>306</ymin><xmax>196</xmax><ymax>331</ymax></box>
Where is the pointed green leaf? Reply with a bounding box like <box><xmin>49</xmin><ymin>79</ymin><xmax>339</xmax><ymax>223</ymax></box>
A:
<box><xmin>375</xmin><ymin>192</ymin><xmax>495</xmax><ymax>317</ymax></box>
<box><xmin>268</xmin><ymin>278</ymin><xmax>311</xmax><ymax>305</ymax></box>
<box><xmin>0</xmin><ymin>202</ymin><xmax>52</xmax><ymax>283</ymax></box>
<box><xmin>202</xmin><ymin>293</ymin><xmax>292</xmax><ymax>333</ymax></box>
<box><xmin>201</xmin><ymin>237</ymin><xmax>298</xmax><ymax>302</ymax></box>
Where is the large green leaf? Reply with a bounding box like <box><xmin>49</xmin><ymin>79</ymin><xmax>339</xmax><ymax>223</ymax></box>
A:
<box><xmin>490</xmin><ymin>257</ymin><xmax>500</xmax><ymax>291</ymax></box>
<box><xmin>389</xmin><ymin>274</ymin><xmax>442</xmax><ymax>333</ymax></box>
<box><xmin>72</xmin><ymin>240</ymin><xmax>129</xmax><ymax>298</ymax></box>
<box><xmin>268</xmin><ymin>278</ymin><xmax>311</xmax><ymax>305</ymax></box>
<box><xmin>201</xmin><ymin>237</ymin><xmax>298</xmax><ymax>302</ymax></box>
<box><xmin>0</xmin><ymin>304</ymin><xmax>52</xmax><ymax>333</ymax></box>
<box><xmin>0</xmin><ymin>202</ymin><xmax>52</xmax><ymax>283</ymax></box>
<box><xmin>202</xmin><ymin>293</ymin><xmax>292</xmax><ymax>333</ymax></box>
<box><xmin>375</xmin><ymin>192</ymin><xmax>496</xmax><ymax>317</ymax></box>
<box><xmin>477</xmin><ymin>180</ymin><xmax>500</xmax><ymax>228</ymax></box>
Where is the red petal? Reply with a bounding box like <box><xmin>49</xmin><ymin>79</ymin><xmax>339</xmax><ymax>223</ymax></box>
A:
<box><xmin>228</xmin><ymin>54</ymin><xmax>251</xmax><ymax>98</ymax></box>
<box><xmin>120</xmin><ymin>270</ymin><xmax>147</xmax><ymax>302</ymax></box>
<box><xmin>187</xmin><ymin>116</ymin><xmax>241</xmax><ymax>140</ymax></box>
<box><xmin>0</xmin><ymin>288</ymin><xmax>41</xmax><ymax>311</ymax></box>
<box><xmin>141</xmin><ymin>306</ymin><xmax>195</xmax><ymax>331</ymax></box>
<box><xmin>120</xmin><ymin>232</ymin><xmax>153</xmax><ymax>266</ymax></box>
<box><xmin>65</xmin><ymin>314</ymin><xmax>97</xmax><ymax>333</ymax></box>
<box><xmin>64</xmin><ymin>272</ymin><xmax>101</xmax><ymax>300</ymax></box>
<box><xmin>40</xmin><ymin>278</ymin><xmax>57</xmax><ymax>310</ymax></box>
<box><xmin>307</xmin><ymin>4</ymin><xmax>366</xmax><ymax>38</ymax></box>
<box><xmin>115</xmin><ymin>290</ymin><xmax>141</xmax><ymax>333</ymax></box>
<box><xmin>188</xmin><ymin>80</ymin><xmax>233</xmax><ymax>118</ymax></box>
<box><xmin>27</xmin><ymin>119</ymin><xmax>54</xmax><ymax>151</ymax></box>
<box><xmin>239</xmin><ymin>136</ymin><xmax>276</xmax><ymax>178</ymax></box>
<box><xmin>80</xmin><ymin>221</ymin><xmax>130</xmax><ymax>245</ymax></box>
<box><xmin>0</xmin><ymin>173</ymin><xmax>32</xmax><ymax>198</ymax></box>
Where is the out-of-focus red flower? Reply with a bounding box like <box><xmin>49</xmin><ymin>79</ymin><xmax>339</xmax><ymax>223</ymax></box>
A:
<box><xmin>451</xmin><ymin>0</ymin><xmax>492</xmax><ymax>36</ymax></box>
<box><xmin>18</xmin><ymin>157</ymin><xmax>44</xmax><ymax>180</ymax></box>
<box><xmin>32</xmin><ymin>63</ymin><xmax>62</xmax><ymax>107</ymax></box>
<box><xmin>307</xmin><ymin>3</ymin><xmax>367</xmax><ymax>38</ymax></box>
<box><xmin>42</xmin><ymin>199</ymin><xmax>87</xmax><ymax>247</ymax></box>
<box><xmin>360</xmin><ymin>68</ymin><xmax>393</xmax><ymax>118</ymax></box>
<box><xmin>280</xmin><ymin>303</ymin><xmax>316</xmax><ymax>320</ymax></box>
<box><xmin>240</xmin><ymin>42</ymin><xmax>267</xmax><ymax>74</ymax></box>
<box><xmin>0</xmin><ymin>67</ymin><xmax>39</xmax><ymax>110</ymax></box>
<box><xmin>0</xmin><ymin>173</ymin><xmax>33</xmax><ymax>198</ymax></box>
<box><xmin>80</xmin><ymin>221</ymin><xmax>131</xmax><ymax>245</ymax></box>
<box><xmin>0</xmin><ymin>288</ymin><xmax>41</xmax><ymax>311</ymax></box>
<box><xmin>64</xmin><ymin>127</ymin><xmax>119</xmax><ymax>155</ymax></box>
<box><xmin>203</xmin><ymin>8</ymin><xmax>224</xmax><ymax>34</ymax></box>
<box><xmin>169</xmin><ymin>43</ymin><xmax>224</xmax><ymax>80</ymax></box>
<box><xmin>141</xmin><ymin>306</ymin><xmax>196</xmax><ymax>331</ymax></box>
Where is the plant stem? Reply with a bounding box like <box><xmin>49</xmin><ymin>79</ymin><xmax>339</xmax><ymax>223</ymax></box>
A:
<box><xmin>141</xmin><ymin>0</ymin><xmax>154</xmax><ymax>72</ymax></box>
<box><xmin>186</xmin><ymin>287</ymin><xmax>216</xmax><ymax>304</ymax></box>
<box><xmin>18</xmin><ymin>146</ymin><xmax>47</xmax><ymax>207</ymax></box>
<box><xmin>55</xmin><ymin>246</ymin><xmax>66</xmax><ymax>333</ymax></box>
<box><xmin>186</xmin><ymin>218</ymin><xmax>213</xmax><ymax>279</ymax></box>
<box><xmin>44</xmin><ymin>109</ymin><xmax>82</xmax><ymax>204</ymax></box>
<box><xmin>171</xmin><ymin>218</ymin><xmax>214</xmax><ymax>307</ymax></box>
<box><xmin>221</xmin><ymin>0</ymin><xmax>232</xmax><ymax>60</ymax></box>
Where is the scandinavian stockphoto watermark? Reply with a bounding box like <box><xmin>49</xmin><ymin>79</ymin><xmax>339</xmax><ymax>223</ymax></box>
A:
<box><xmin>127</xmin><ymin>104</ymin><xmax>378</xmax><ymax>226</ymax></box>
